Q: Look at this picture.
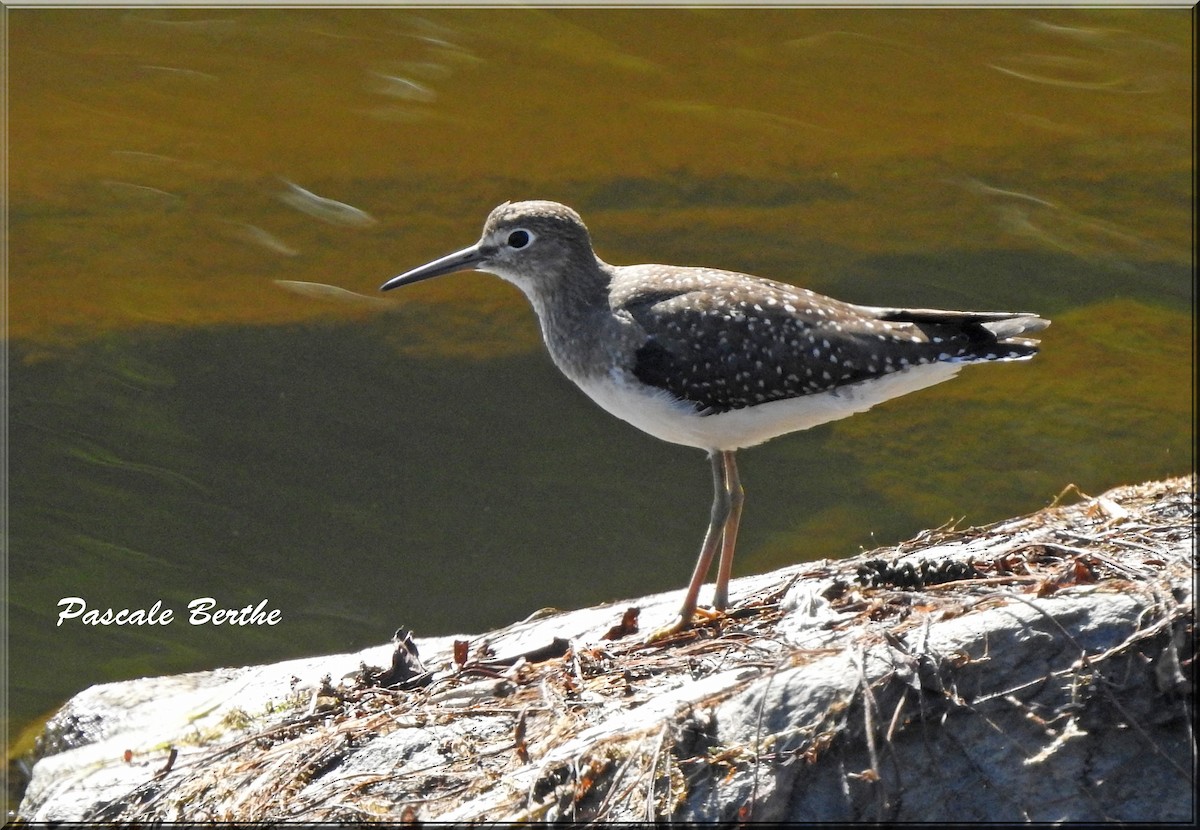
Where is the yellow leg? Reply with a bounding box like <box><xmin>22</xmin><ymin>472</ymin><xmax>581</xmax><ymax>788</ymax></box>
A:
<box><xmin>646</xmin><ymin>450</ymin><xmax>740</xmax><ymax>642</ymax></box>
<box><xmin>712</xmin><ymin>451</ymin><xmax>743</xmax><ymax>611</ymax></box>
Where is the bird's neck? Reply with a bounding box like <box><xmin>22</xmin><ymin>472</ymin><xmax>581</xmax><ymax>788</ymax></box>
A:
<box><xmin>526</xmin><ymin>260</ymin><xmax>622</xmax><ymax>382</ymax></box>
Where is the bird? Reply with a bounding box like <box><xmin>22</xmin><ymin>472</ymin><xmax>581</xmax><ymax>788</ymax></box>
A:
<box><xmin>381</xmin><ymin>200</ymin><xmax>1049</xmax><ymax>638</ymax></box>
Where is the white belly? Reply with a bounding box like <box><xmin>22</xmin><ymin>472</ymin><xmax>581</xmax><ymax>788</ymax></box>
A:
<box><xmin>572</xmin><ymin>363</ymin><xmax>964</xmax><ymax>452</ymax></box>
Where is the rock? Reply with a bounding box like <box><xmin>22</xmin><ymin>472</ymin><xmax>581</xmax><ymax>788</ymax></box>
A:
<box><xmin>16</xmin><ymin>477</ymin><xmax>1195</xmax><ymax>822</ymax></box>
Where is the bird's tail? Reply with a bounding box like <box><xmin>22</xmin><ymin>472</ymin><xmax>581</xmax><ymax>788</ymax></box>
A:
<box><xmin>977</xmin><ymin>314</ymin><xmax>1049</xmax><ymax>360</ymax></box>
<box><xmin>867</xmin><ymin>307</ymin><xmax>1050</xmax><ymax>362</ymax></box>
<box><xmin>979</xmin><ymin>314</ymin><xmax>1050</xmax><ymax>339</ymax></box>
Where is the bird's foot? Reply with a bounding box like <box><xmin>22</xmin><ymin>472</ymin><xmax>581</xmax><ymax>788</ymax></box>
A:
<box><xmin>644</xmin><ymin>606</ymin><xmax>725</xmax><ymax>644</ymax></box>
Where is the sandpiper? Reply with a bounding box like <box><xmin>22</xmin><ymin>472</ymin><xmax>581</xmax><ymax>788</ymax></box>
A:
<box><xmin>382</xmin><ymin>200</ymin><xmax>1048</xmax><ymax>636</ymax></box>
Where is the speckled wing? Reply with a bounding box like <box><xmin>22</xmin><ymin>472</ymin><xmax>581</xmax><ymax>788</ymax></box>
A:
<box><xmin>614</xmin><ymin>267</ymin><xmax>1046</xmax><ymax>416</ymax></box>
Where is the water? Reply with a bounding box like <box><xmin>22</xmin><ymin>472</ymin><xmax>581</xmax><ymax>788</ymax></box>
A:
<box><xmin>4</xmin><ymin>6</ymin><xmax>1192</xmax><ymax>769</ymax></box>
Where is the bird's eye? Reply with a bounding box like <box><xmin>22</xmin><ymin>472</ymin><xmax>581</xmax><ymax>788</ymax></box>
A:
<box><xmin>507</xmin><ymin>229</ymin><xmax>534</xmax><ymax>249</ymax></box>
